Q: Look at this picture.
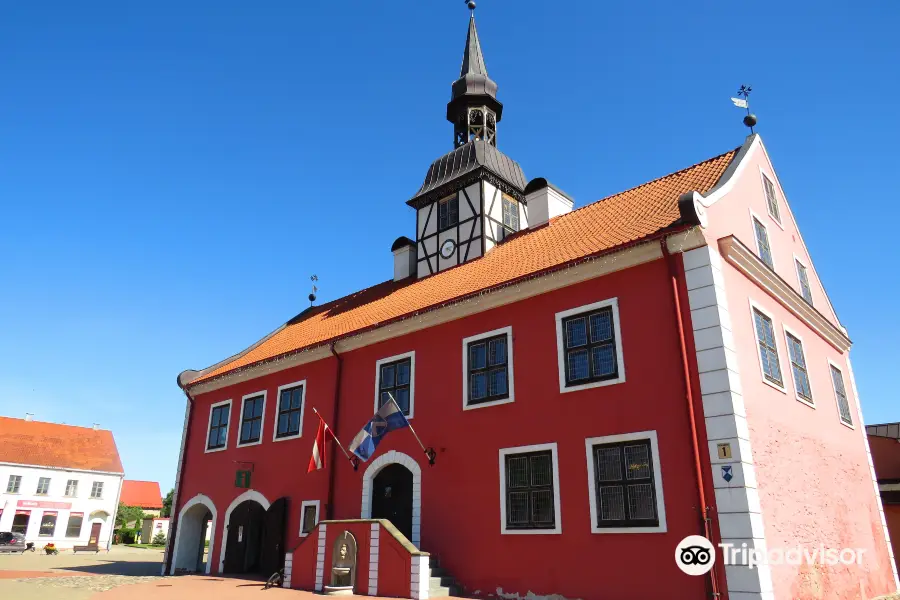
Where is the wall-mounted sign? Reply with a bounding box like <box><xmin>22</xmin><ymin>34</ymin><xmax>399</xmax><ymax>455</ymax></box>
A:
<box><xmin>17</xmin><ymin>500</ymin><xmax>72</xmax><ymax>510</ymax></box>
<box><xmin>235</xmin><ymin>470</ymin><xmax>252</xmax><ymax>489</ymax></box>
<box><xmin>721</xmin><ymin>465</ymin><xmax>734</xmax><ymax>482</ymax></box>
<box><xmin>717</xmin><ymin>443</ymin><xmax>732</xmax><ymax>460</ymax></box>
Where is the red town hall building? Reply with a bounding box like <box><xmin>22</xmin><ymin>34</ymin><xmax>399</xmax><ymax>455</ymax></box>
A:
<box><xmin>164</xmin><ymin>9</ymin><xmax>898</xmax><ymax>600</ymax></box>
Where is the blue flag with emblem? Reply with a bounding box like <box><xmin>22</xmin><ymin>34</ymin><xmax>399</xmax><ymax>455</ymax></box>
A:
<box><xmin>348</xmin><ymin>397</ymin><xmax>410</xmax><ymax>462</ymax></box>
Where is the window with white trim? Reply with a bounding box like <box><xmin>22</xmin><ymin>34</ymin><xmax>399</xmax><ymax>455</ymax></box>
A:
<box><xmin>753</xmin><ymin>217</ymin><xmax>774</xmax><ymax>269</ymax></box>
<box><xmin>39</xmin><ymin>513</ymin><xmax>57</xmax><ymax>537</ymax></box>
<box><xmin>438</xmin><ymin>194</ymin><xmax>458</xmax><ymax>231</ymax></box>
<box><xmin>36</xmin><ymin>477</ymin><xmax>50</xmax><ymax>495</ymax></box>
<box><xmin>501</xmin><ymin>447</ymin><xmax>559</xmax><ymax>532</ymax></box>
<box><xmin>785</xmin><ymin>332</ymin><xmax>813</xmax><ymax>404</ymax></box>
<box><xmin>299</xmin><ymin>500</ymin><xmax>320</xmax><ymax>537</ymax></box>
<box><xmin>762</xmin><ymin>173</ymin><xmax>781</xmax><ymax>223</ymax></box>
<box><xmin>90</xmin><ymin>481</ymin><xmax>104</xmax><ymax>499</ymax></box>
<box><xmin>6</xmin><ymin>474</ymin><xmax>21</xmax><ymax>493</ymax></box>
<box><xmin>275</xmin><ymin>383</ymin><xmax>305</xmax><ymax>440</ymax></box>
<box><xmin>830</xmin><ymin>364</ymin><xmax>853</xmax><ymax>426</ymax></box>
<box><xmin>206</xmin><ymin>402</ymin><xmax>231</xmax><ymax>451</ymax></box>
<box><xmin>501</xmin><ymin>195</ymin><xmax>520</xmax><ymax>233</ymax></box>
<box><xmin>556</xmin><ymin>299</ymin><xmax>623</xmax><ymax>391</ymax></box>
<box><xmin>238</xmin><ymin>393</ymin><xmax>265</xmax><ymax>446</ymax></box>
<box><xmin>376</xmin><ymin>353</ymin><xmax>414</xmax><ymax>417</ymax></box>
<box><xmin>752</xmin><ymin>308</ymin><xmax>783</xmax><ymax>386</ymax></box>
<box><xmin>796</xmin><ymin>260</ymin><xmax>813</xmax><ymax>305</ymax></box>
<box><xmin>65</xmin><ymin>479</ymin><xmax>78</xmax><ymax>497</ymax></box>
<box><xmin>65</xmin><ymin>514</ymin><xmax>84</xmax><ymax>538</ymax></box>
<box><xmin>590</xmin><ymin>439</ymin><xmax>660</xmax><ymax>529</ymax></box>
<box><xmin>464</xmin><ymin>328</ymin><xmax>513</xmax><ymax>408</ymax></box>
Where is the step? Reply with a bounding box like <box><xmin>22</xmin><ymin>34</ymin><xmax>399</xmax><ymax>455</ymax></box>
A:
<box><xmin>429</xmin><ymin>584</ymin><xmax>462</xmax><ymax>598</ymax></box>
<box><xmin>429</xmin><ymin>566</ymin><xmax>448</xmax><ymax>577</ymax></box>
<box><xmin>429</xmin><ymin>576</ymin><xmax>455</xmax><ymax>588</ymax></box>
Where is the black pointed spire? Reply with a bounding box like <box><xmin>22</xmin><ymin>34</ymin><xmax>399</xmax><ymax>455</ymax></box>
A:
<box><xmin>447</xmin><ymin>3</ymin><xmax>503</xmax><ymax>148</ymax></box>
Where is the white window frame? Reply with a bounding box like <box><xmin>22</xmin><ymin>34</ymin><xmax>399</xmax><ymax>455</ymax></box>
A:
<box><xmin>793</xmin><ymin>254</ymin><xmax>814</xmax><ymax>306</ymax></box>
<box><xmin>90</xmin><ymin>481</ymin><xmax>104</xmax><ymax>499</ymax></box>
<box><xmin>584</xmin><ymin>430</ymin><xmax>667</xmax><ymax>534</ymax></box>
<box><xmin>36</xmin><ymin>477</ymin><xmax>50</xmax><ymax>495</ymax></box>
<box><xmin>272</xmin><ymin>380</ymin><xmax>307</xmax><ymax>442</ymax></box>
<box><xmin>462</xmin><ymin>326</ymin><xmax>515</xmax><ymax>411</ymax></box>
<box><xmin>299</xmin><ymin>499</ymin><xmax>321</xmax><ymax>537</ymax></box>
<box><xmin>748</xmin><ymin>299</ymin><xmax>786</xmax><ymax>393</ymax></box>
<box><xmin>498</xmin><ymin>442</ymin><xmax>562</xmax><ymax>535</ymax></box>
<box><xmin>373</xmin><ymin>351</ymin><xmax>416</xmax><ymax>419</ymax></box>
<box><xmin>749</xmin><ymin>208</ymin><xmax>776</xmax><ymax>270</ymax></box>
<box><xmin>205</xmin><ymin>399</ymin><xmax>233</xmax><ymax>454</ymax></box>
<box><xmin>759</xmin><ymin>168</ymin><xmax>783</xmax><ymax>228</ymax></box>
<box><xmin>782</xmin><ymin>324</ymin><xmax>815</xmax><ymax>408</ymax></box>
<box><xmin>827</xmin><ymin>359</ymin><xmax>855</xmax><ymax>429</ymax></box>
<box><xmin>6</xmin><ymin>474</ymin><xmax>21</xmax><ymax>494</ymax></box>
<box><xmin>65</xmin><ymin>479</ymin><xmax>78</xmax><ymax>497</ymax></box>
<box><xmin>236</xmin><ymin>391</ymin><xmax>268</xmax><ymax>448</ymax></box>
<box><xmin>555</xmin><ymin>297</ymin><xmax>626</xmax><ymax>394</ymax></box>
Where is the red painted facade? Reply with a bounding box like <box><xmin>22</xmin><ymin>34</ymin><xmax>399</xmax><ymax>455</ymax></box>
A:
<box><xmin>175</xmin><ymin>259</ymin><xmax>715</xmax><ymax>599</ymax></box>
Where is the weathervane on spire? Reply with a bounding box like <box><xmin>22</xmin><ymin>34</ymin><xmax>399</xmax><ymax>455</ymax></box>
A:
<box><xmin>309</xmin><ymin>275</ymin><xmax>318</xmax><ymax>306</ymax></box>
<box><xmin>731</xmin><ymin>85</ymin><xmax>758</xmax><ymax>133</ymax></box>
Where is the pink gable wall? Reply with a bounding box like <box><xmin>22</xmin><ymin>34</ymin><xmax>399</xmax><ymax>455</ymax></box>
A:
<box><xmin>701</xmin><ymin>137</ymin><xmax>896</xmax><ymax>599</ymax></box>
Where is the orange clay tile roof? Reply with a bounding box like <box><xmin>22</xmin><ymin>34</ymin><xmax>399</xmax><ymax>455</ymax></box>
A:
<box><xmin>0</xmin><ymin>417</ymin><xmax>124</xmax><ymax>473</ymax></box>
<box><xmin>192</xmin><ymin>147</ymin><xmax>738</xmax><ymax>385</ymax></box>
<box><xmin>120</xmin><ymin>480</ymin><xmax>163</xmax><ymax>509</ymax></box>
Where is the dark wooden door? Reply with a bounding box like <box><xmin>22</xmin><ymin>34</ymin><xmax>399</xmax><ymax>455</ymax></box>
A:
<box><xmin>223</xmin><ymin>517</ymin><xmax>241</xmax><ymax>573</ymax></box>
<box><xmin>259</xmin><ymin>497</ymin><xmax>287</xmax><ymax>577</ymax></box>
<box><xmin>88</xmin><ymin>523</ymin><xmax>102</xmax><ymax>548</ymax></box>
<box><xmin>372</xmin><ymin>464</ymin><xmax>413</xmax><ymax>542</ymax></box>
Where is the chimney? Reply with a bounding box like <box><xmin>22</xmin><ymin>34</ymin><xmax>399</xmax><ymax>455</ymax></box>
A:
<box><xmin>524</xmin><ymin>178</ymin><xmax>573</xmax><ymax>228</ymax></box>
<box><xmin>25</xmin><ymin>413</ymin><xmax>34</xmax><ymax>422</ymax></box>
<box><xmin>391</xmin><ymin>237</ymin><xmax>417</xmax><ymax>281</ymax></box>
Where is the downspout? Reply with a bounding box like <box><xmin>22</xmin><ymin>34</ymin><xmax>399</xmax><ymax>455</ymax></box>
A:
<box><xmin>163</xmin><ymin>385</ymin><xmax>194</xmax><ymax>575</ymax></box>
<box><xmin>326</xmin><ymin>342</ymin><xmax>344</xmax><ymax>520</ymax></box>
<box><xmin>662</xmin><ymin>239</ymin><xmax>721</xmax><ymax>599</ymax></box>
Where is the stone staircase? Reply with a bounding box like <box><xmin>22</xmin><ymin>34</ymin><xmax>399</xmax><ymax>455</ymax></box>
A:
<box><xmin>427</xmin><ymin>556</ymin><xmax>462</xmax><ymax>598</ymax></box>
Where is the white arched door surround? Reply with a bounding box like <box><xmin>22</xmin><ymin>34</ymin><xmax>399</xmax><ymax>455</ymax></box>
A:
<box><xmin>360</xmin><ymin>450</ymin><xmax>422</xmax><ymax>547</ymax></box>
<box><xmin>170</xmin><ymin>494</ymin><xmax>217</xmax><ymax>575</ymax></box>
<box><xmin>218</xmin><ymin>489</ymin><xmax>271</xmax><ymax>574</ymax></box>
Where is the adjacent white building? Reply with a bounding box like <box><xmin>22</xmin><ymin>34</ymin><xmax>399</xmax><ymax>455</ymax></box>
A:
<box><xmin>0</xmin><ymin>416</ymin><xmax>124</xmax><ymax>551</ymax></box>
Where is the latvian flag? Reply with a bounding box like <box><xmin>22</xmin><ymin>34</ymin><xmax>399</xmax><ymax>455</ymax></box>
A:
<box><xmin>308</xmin><ymin>416</ymin><xmax>332</xmax><ymax>472</ymax></box>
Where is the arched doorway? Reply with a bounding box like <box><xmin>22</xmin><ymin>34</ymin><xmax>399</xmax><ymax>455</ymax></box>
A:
<box><xmin>219</xmin><ymin>491</ymin><xmax>287</xmax><ymax>578</ymax></box>
<box><xmin>88</xmin><ymin>510</ymin><xmax>110</xmax><ymax>550</ymax></box>
<box><xmin>361</xmin><ymin>450</ymin><xmax>422</xmax><ymax>546</ymax></box>
<box><xmin>372</xmin><ymin>464</ymin><xmax>414</xmax><ymax>541</ymax></box>
<box><xmin>171</xmin><ymin>494</ymin><xmax>217</xmax><ymax>575</ymax></box>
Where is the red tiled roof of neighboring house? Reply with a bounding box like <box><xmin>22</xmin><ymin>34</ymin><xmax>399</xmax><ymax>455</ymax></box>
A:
<box><xmin>190</xmin><ymin>147</ymin><xmax>738</xmax><ymax>386</ymax></box>
<box><xmin>0</xmin><ymin>417</ymin><xmax>124</xmax><ymax>473</ymax></box>
<box><xmin>120</xmin><ymin>480</ymin><xmax>163</xmax><ymax>509</ymax></box>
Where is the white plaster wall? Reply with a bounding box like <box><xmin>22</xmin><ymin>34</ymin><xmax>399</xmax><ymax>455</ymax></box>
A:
<box><xmin>0</xmin><ymin>463</ymin><xmax>122</xmax><ymax>550</ymax></box>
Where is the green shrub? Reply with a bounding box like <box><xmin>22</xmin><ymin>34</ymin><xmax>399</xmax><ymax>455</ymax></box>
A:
<box><xmin>151</xmin><ymin>532</ymin><xmax>167</xmax><ymax>546</ymax></box>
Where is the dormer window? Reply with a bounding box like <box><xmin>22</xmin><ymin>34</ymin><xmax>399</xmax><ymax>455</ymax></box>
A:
<box><xmin>762</xmin><ymin>173</ymin><xmax>781</xmax><ymax>224</ymax></box>
<box><xmin>502</xmin><ymin>195</ymin><xmax>519</xmax><ymax>233</ymax></box>
<box><xmin>438</xmin><ymin>195</ymin><xmax>458</xmax><ymax>231</ymax></box>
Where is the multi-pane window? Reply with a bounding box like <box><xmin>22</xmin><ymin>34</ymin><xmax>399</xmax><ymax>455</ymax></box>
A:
<box><xmin>830</xmin><ymin>365</ymin><xmax>853</xmax><ymax>426</ymax></box>
<box><xmin>501</xmin><ymin>196</ymin><xmax>520</xmax><ymax>233</ymax></box>
<box><xmin>762</xmin><ymin>174</ymin><xmax>780</xmax><ymax>222</ymax></box>
<box><xmin>90</xmin><ymin>481</ymin><xmax>104</xmax><ymax>499</ymax></box>
<box><xmin>239</xmin><ymin>395</ymin><xmax>265</xmax><ymax>445</ymax></box>
<box><xmin>438</xmin><ymin>195</ymin><xmax>458</xmax><ymax>230</ymax></box>
<box><xmin>467</xmin><ymin>334</ymin><xmax>509</xmax><ymax>405</ymax></box>
<box><xmin>753</xmin><ymin>308</ymin><xmax>783</xmax><ymax>386</ymax></box>
<box><xmin>753</xmin><ymin>217</ymin><xmax>774</xmax><ymax>269</ymax></box>
<box><xmin>378</xmin><ymin>357</ymin><xmax>412</xmax><ymax>416</ymax></box>
<box><xmin>504</xmin><ymin>450</ymin><xmax>556</xmax><ymax>530</ymax></box>
<box><xmin>36</xmin><ymin>477</ymin><xmax>50</xmax><ymax>495</ymax></box>
<box><xmin>65</xmin><ymin>514</ymin><xmax>84</xmax><ymax>538</ymax></box>
<box><xmin>562</xmin><ymin>306</ymin><xmax>618</xmax><ymax>386</ymax></box>
<box><xmin>39</xmin><ymin>513</ymin><xmax>57</xmax><ymax>537</ymax></box>
<box><xmin>11</xmin><ymin>514</ymin><xmax>29</xmax><ymax>534</ymax></box>
<box><xmin>276</xmin><ymin>385</ymin><xmax>304</xmax><ymax>439</ymax></box>
<box><xmin>301</xmin><ymin>502</ymin><xmax>319</xmax><ymax>536</ymax></box>
<box><xmin>591</xmin><ymin>440</ymin><xmax>660</xmax><ymax>528</ymax></box>
<box><xmin>786</xmin><ymin>333</ymin><xmax>813</xmax><ymax>403</ymax></box>
<box><xmin>6</xmin><ymin>474</ymin><xmax>21</xmax><ymax>493</ymax></box>
<box><xmin>796</xmin><ymin>260</ymin><xmax>813</xmax><ymax>305</ymax></box>
<box><xmin>65</xmin><ymin>480</ymin><xmax>78</xmax><ymax>497</ymax></box>
<box><xmin>207</xmin><ymin>403</ymin><xmax>230</xmax><ymax>451</ymax></box>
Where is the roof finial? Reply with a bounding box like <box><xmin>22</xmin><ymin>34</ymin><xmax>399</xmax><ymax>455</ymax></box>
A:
<box><xmin>730</xmin><ymin>84</ymin><xmax>757</xmax><ymax>133</ymax></box>
<box><xmin>467</xmin><ymin>1</ymin><xmax>476</xmax><ymax>14</ymax></box>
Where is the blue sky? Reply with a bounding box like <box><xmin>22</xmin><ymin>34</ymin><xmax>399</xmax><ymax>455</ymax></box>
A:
<box><xmin>1</xmin><ymin>1</ymin><xmax>898</xmax><ymax>492</ymax></box>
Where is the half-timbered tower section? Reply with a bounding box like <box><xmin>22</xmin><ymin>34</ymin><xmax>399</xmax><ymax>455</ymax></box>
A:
<box><xmin>165</xmin><ymin>8</ymin><xmax>897</xmax><ymax>600</ymax></box>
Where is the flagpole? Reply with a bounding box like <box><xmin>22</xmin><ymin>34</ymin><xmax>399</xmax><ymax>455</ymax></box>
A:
<box><xmin>387</xmin><ymin>393</ymin><xmax>435</xmax><ymax>464</ymax></box>
<box><xmin>312</xmin><ymin>406</ymin><xmax>353</xmax><ymax>461</ymax></box>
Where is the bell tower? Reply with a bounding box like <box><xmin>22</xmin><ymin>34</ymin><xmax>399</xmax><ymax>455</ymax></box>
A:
<box><xmin>447</xmin><ymin>2</ymin><xmax>503</xmax><ymax>148</ymax></box>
